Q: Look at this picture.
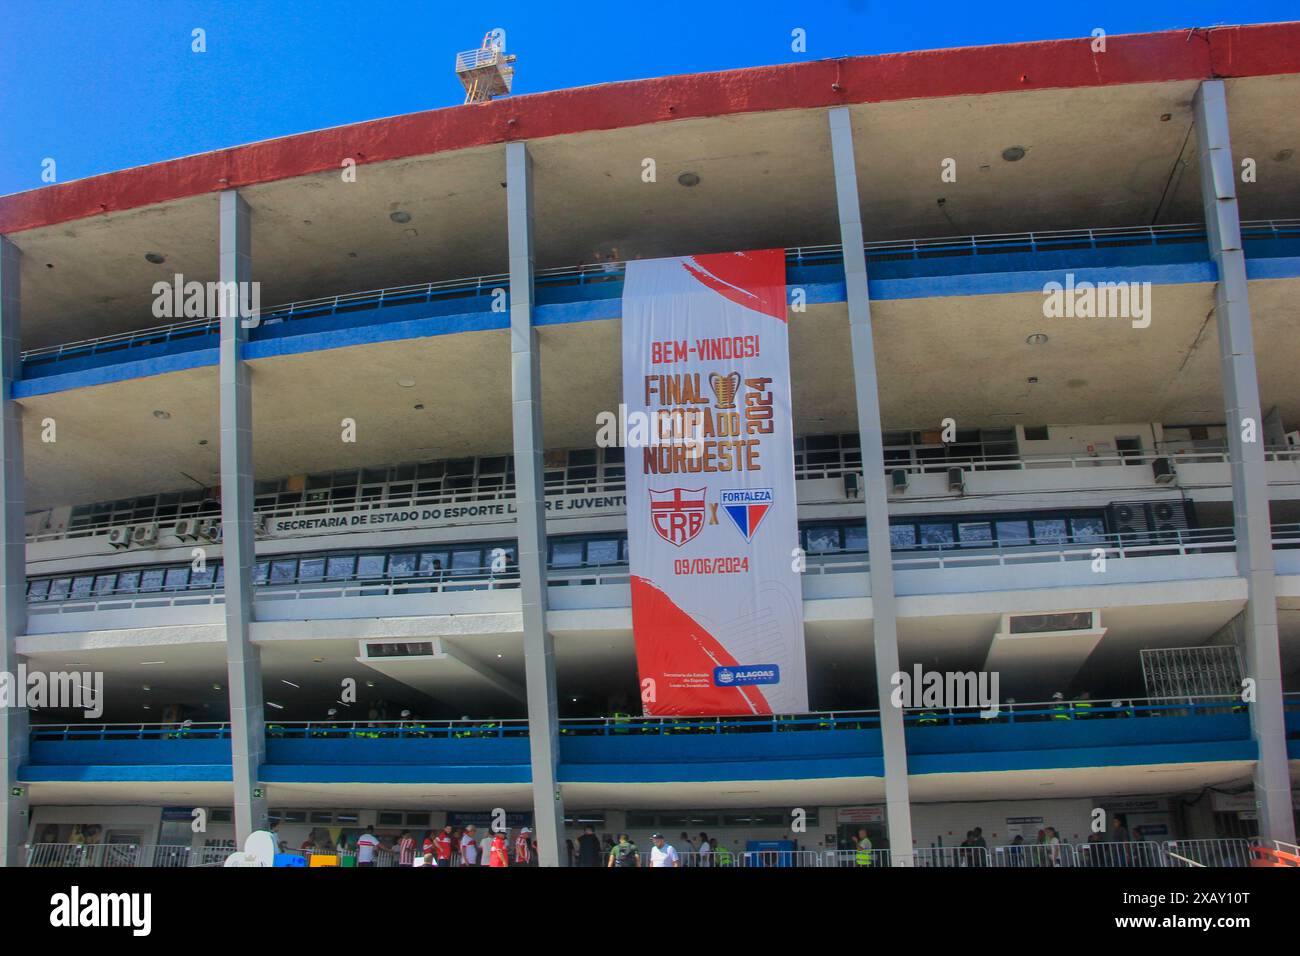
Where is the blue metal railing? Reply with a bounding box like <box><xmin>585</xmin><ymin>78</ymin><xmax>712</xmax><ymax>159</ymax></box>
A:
<box><xmin>34</xmin><ymin>695</ymin><xmax>1295</xmax><ymax>743</ymax></box>
<box><xmin>23</xmin><ymin>219</ymin><xmax>1299</xmax><ymax>367</ymax></box>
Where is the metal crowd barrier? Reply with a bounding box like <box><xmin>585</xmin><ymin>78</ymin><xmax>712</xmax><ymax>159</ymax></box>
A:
<box><xmin>991</xmin><ymin>843</ymin><xmax>1078</xmax><ymax>867</ymax></box>
<box><xmin>914</xmin><ymin>846</ymin><xmax>991</xmax><ymax>868</ymax></box>
<box><xmin>1162</xmin><ymin>839</ymin><xmax>1253</xmax><ymax>867</ymax></box>
<box><xmin>1074</xmin><ymin>840</ymin><xmax>1166</xmax><ymax>867</ymax></box>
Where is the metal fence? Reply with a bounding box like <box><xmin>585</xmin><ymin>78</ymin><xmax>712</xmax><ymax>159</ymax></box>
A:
<box><xmin>1162</xmin><ymin>839</ymin><xmax>1253</xmax><ymax>867</ymax></box>
<box><xmin>914</xmin><ymin>846</ymin><xmax>992</xmax><ymax>867</ymax></box>
<box><xmin>991</xmin><ymin>843</ymin><xmax>1078</xmax><ymax>867</ymax></box>
<box><xmin>1074</xmin><ymin>840</ymin><xmax>1166</xmax><ymax>867</ymax></box>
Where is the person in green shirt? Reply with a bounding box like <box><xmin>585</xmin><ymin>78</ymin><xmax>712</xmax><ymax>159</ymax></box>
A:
<box><xmin>607</xmin><ymin>833</ymin><xmax>640</xmax><ymax>868</ymax></box>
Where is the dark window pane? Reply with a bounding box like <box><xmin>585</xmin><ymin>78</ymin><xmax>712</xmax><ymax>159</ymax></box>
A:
<box><xmin>996</xmin><ymin>521</ymin><xmax>1031</xmax><ymax>545</ymax></box>
<box><xmin>298</xmin><ymin>557</ymin><xmax>326</xmax><ymax>581</ymax></box>
<box><xmin>1071</xmin><ymin>517</ymin><xmax>1106</xmax><ymax>543</ymax></box>
<box><xmin>270</xmin><ymin>559</ymin><xmax>297</xmax><ymax>584</ymax></box>
<box><xmin>844</xmin><ymin>524</ymin><xmax>869</xmax><ymax>552</ymax></box>
<box><xmin>164</xmin><ymin>567</ymin><xmax>190</xmax><ymax>589</ymax></box>
<box><xmin>117</xmin><ymin>570</ymin><xmax>141</xmax><ymax>593</ymax></box>
<box><xmin>326</xmin><ymin>555</ymin><xmax>356</xmax><ymax>580</ymax></box>
<box><xmin>1033</xmin><ymin>519</ymin><xmax>1068</xmax><ymax>544</ymax></box>
<box><xmin>919</xmin><ymin>523</ymin><xmax>955</xmax><ymax>547</ymax></box>
<box><xmin>958</xmin><ymin>522</ymin><xmax>993</xmax><ymax>546</ymax></box>
<box><xmin>889</xmin><ymin>525</ymin><xmax>917</xmax><ymax>549</ymax></box>
<box><xmin>806</xmin><ymin>527</ymin><xmax>841</xmax><ymax>553</ymax></box>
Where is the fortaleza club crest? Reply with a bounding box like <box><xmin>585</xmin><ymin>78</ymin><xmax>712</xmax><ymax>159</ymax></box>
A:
<box><xmin>721</xmin><ymin>488</ymin><xmax>772</xmax><ymax>541</ymax></box>
<box><xmin>649</xmin><ymin>487</ymin><xmax>706</xmax><ymax>547</ymax></box>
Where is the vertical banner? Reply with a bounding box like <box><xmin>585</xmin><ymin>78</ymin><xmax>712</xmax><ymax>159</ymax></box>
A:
<box><xmin>622</xmin><ymin>249</ymin><xmax>808</xmax><ymax>715</ymax></box>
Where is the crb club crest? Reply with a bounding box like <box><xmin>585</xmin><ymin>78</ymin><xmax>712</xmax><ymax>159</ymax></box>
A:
<box><xmin>648</xmin><ymin>487</ymin><xmax>706</xmax><ymax>547</ymax></box>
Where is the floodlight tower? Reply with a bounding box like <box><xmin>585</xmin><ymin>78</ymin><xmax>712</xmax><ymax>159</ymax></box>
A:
<box><xmin>455</xmin><ymin>31</ymin><xmax>517</xmax><ymax>104</ymax></box>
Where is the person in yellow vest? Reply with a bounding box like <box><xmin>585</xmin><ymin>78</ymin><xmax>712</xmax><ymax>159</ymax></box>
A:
<box><xmin>1073</xmin><ymin>691</ymin><xmax>1094</xmax><ymax>720</ymax></box>
<box><xmin>714</xmin><ymin>840</ymin><xmax>733</xmax><ymax>867</ymax></box>
<box><xmin>854</xmin><ymin>829</ymin><xmax>874</xmax><ymax>867</ymax></box>
<box><xmin>917</xmin><ymin>710</ymin><xmax>940</xmax><ymax>726</ymax></box>
<box><xmin>1050</xmin><ymin>692</ymin><xmax>1072</xmax><ymax>720</ymax></box>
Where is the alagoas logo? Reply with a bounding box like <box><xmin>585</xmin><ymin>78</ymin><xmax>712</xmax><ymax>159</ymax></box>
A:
<box><xmin>720</xmin><ymin>488</ymin><xmax>772</xmax><ymax>541</ymax></box>
<box><xmin>713</xmin><ymin>665</ymin><xmax>780</xmax><ymax>687</ymax></box>
<box><xmin>649</xmin><ymin>487</ymin><xmax>706</xmax><ymax>547</ymax></box>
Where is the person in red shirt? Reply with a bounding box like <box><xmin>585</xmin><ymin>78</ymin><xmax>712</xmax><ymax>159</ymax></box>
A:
<box><xmin>514</xmin><ymin>827</ymin><xmax>533</xmax><ymax>866</ymax></box>
<box><xmin>397</xmin><ymin>830</ymin><xmax>417</xmax><ymax>867</ymax></box>
<box><xmin>433</xmin><ymin>825</ymin><xmax>455</xmax><ymax>867</ymax></box>
<box><xmin>490</xmin><ymin>832</ymin><xmax>509</xmax><ymax>868</ymax></box>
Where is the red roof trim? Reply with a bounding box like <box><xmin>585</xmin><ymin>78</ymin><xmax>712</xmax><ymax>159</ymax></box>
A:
<box><xmin>3</xmin><ymin>23</ymin><xmax>1298</xmax><ymax>235</ymax></box>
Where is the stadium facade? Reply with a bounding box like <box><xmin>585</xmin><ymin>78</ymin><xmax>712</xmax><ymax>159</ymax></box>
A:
<box><xmin>1</xmin><ymin>23</ymin><xmax>1299</xmax><ymax>868</ymax></box>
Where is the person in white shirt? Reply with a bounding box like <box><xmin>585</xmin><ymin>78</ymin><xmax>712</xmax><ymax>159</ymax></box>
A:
<box><xmin>697</xmin><ymin>832</ymin><xmax>712</xmax><ymax>867</ymax></box>
<box><xmin>460</xmin><ymin>825</ymin><xmax>479</xmax><ymax>866</ymax></box>
<box><xmin>355</xmin><ymin>826</ymin><xmax>381</xmax><ymax>867</ymax></box>
<box><xmin>648</xmin><ymin>833</ymin><xmax>680</xmax><ymax>868</ymax></box>
<box><xmin>479</xmin><ymin>829</ymin><xmax>494</xmax><ymax>866</ymax></box>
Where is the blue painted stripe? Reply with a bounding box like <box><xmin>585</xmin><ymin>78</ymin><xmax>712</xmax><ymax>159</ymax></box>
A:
<box><xmin>19</xmin><ymin>765</ymin><xmax>233</xmax><ymax>782</ymax></box>
<box><xmin>14</xmin><ymin>347</ymin><xmax>218</xmax><ymax>398</ymax></box>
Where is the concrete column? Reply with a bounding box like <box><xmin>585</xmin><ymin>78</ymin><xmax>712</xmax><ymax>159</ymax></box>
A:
<box><xmin>827</xmin><ymin>108</ymin><xmax>914</xmax><ymax>865</ymax></box>
<box><xmin>0</xmin><ymin>237</ymin><xmax>29</xmax><ymax>867</ymax></box>
<box><xmin>506</xmin><ymin>141</ymin><xmax>566</xmax><ymax>865</ymax></box>
<box><xmin>1193</xmin><ymin>81</ymin><xmax>1295</xmax><ymax>843</ymax></box>
<box><xmin>218</xmin><ymin>191</ymin><xmax>267</xmax><ymax>844</ymax></box>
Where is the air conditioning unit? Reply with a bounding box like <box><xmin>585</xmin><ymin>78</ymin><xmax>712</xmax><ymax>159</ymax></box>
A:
<box><xmin>947</xmin><ymin>467</ymin><xmax>965</xmax><ymax>493</ymax></box>
<box><xmin>252</xmin><ymin>513</ymin><xmax>270</xmax><ymax>538</ymax></box>
<box><xmin>196</xmin><ymin>519</ymin><xmax>221</xmax><ymax>542</ymax></box>
<box><xmin>132</xmin><ymin>523</ymin><xmax>158</xmax><ymax>546</ymax></box>
<box><xmin>1151</xmin><ymin>457</ymin><xmax>1177</xmax><ymax>484</ymax></box>
<box><xmin>173</xmin><ymin>518</ymin><xmax>199</xmax><ymax>541</ymax></box>
<box><xmin>843</xmin><ymin>472</ymin><xmax>861</xmax><ymax>499</ymax></box>
<box><xmin>107</xmin><ymin>526</ymin><xmax>133</xmax><ymax>549</ymax></box>
<box><xmin>890</xmin><ymin>469</ymin><xmax>909</xmax><ymax>494</ymax></box>
<box><xmin>1286</xmin><ymin>430</ymin><xmax>1300</xmax><ymax>450</ymax></box>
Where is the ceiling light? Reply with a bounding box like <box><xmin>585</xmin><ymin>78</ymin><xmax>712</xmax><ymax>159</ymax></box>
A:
<box><xmin>153</xmin><ymin>410</ymin><xmax>171</xmax><ymax>420</ymax></box>
<box><xmin>496</xmin><ymin>654</ymin><xmax>503</xmax><ymax>659</ymax></box>
<box><xmin>1160</xmin><ymin>113</ymin><xmax>1172</xmax><ymax>122</ymax></box>
<box><xmin>677</xmin><ymin>172</ymin><xmax>701</xmax><ymax>187</ymax></box>
<box><xmin>390</xmin><ymin>211</ymin><xmax>412</xmax><ymax>224</ymax></box>
<box><xmin>1026</xmin><ymin>333</ymin><xmax>1049</xmax><ymax>345</ymax></box>
<box><xmin>267</xmin><ymin>701</ymin><xmax>284</xmax><ymax>710</ymax></box>
<box><xmin>142</xmin><ymin>704</ymin><xmax>151</xmax><ymax>710</ymax></box>
<box><xmin>1001</xmin><ymin>146</ymin><xmax>1026</xmax><ymax>162</ymax></box>
<box><xmin>281</xmin><ymin>680</ymin><xmax>300</xmax><ymax>689</ymax></box>
<box><xmin>211</xmin><ymin>683</ymin><xmax>222</xmax><ymax>691</ymax></box>
<box><xmin>142</xmin><ymin>685</ymin><xmax>151</xmax><ymax>692</ymax></box>
<box><xmin>312</xmin><ymin>657</ymin><xmax>324</xmax><ymax>663</ymax></box>
<box><xmin>413</xmin><ymin>403</ymin><xmax>425</xmax><ymax>411</ymax></box>
<box><xmin>140</xmin><ymin>661</ymin><xmax>167</xmax><ymax>665</ymax></box>
<box><xmin>144</xmin><ymin>252</ymin><xmax>166</xmax><ymax>264</ymax></box>
<box><xmin>397</xmin><ymin>379</ymin><xmax>416</xmax><ymax>388</ymax></box>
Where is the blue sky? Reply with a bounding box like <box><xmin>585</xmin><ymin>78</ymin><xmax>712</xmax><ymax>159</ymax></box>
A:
<box><xmin>0</xmin><ymin>0</ymin><xmax>1294</xmax><ymax>197</ymax></box>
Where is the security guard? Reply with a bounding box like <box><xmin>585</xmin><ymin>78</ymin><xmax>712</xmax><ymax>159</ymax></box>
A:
<box><xmin>916</xmin><ymin>710</ymin><xmax>940</xmax><ymax>726</ymax></box>
<box><xmin>1073</xmin><ymin>692</ymin><xmax>1095</xmax><ymax>720</ymax></box>
<box><xmin>714</xmin><ymin>842</ymin><xmax>733</xmax><ymax>867</ymax></box>
<box><xmin>1050</xmin><ymin>692</ymin><xmax>1072</xmax><ymax>721</ymax></box>
<box><xmin>854</xmin><ymin>829</ymin><xmax>874</xmax><ymax>867</ymax></box>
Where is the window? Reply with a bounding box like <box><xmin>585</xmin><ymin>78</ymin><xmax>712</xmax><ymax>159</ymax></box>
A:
<box><xmin>49</xmin><ymin>577</ymin><xmax>72</xmax><ymax>600</ymax></box>
<box><xmin>27</xmin><ymin>579</ymin><xmax>50</xmax><ymax>602</ymax></box>
<box><xmin>93</xmin><ymin>573</ymin><xmax>118</xmax><ymax>596</ymax></box>
<box><xmin>140</xmin><ymin>569</ymin><xmax>165</xmax><ymax>592</ymax></box>
<box><xmin>419</xmin><ymin>552</ymin><xmax>448</xmax><ymax>576</ymax></box>
<box><xmin>270</xmin><ymin>559</ymin><xmax>298</xmax><ymax>584</ymax></box>
<box><xmin>326</xmin><ymin>555</ymin><xmax>356</xmax><ymax>580</ymax></box>
<box><xmin>889</xmin><ymin>525</ymin><xmax>917</xmax><ymax>549</ymax></box>
<box><xmin>253</xmin><ymin>562</ymin><xmax>269</xmax><ymax>585</ymax></box>
<box><xmin>71</xmin><ymin>575</ymin><xmax>95</xmax><ymax>598</ymax></box>
<box><xmin>116</xmin><ymin>570</ymin><xmax>141</xmax><ymax>593</ymax></box>
<box><xmin>1033</xmin><ymin>519</ymin><xmax>1068</xmax><ymax>544</ymax></box>
<box><xmin>450</xmin><ymin>548</ymin><xmax>483</xmax><ymax>575</ymax></box>
<box><xmin>551</xmin><ymin>540</ymin><xmax>584</xmax><ymax>567</ymax></box>
<box><xmin>360</xmin><ymin>553</ymin><xmax>391</xmax><ymax>578</ymax></box>
<box><xmin>1071</xmin><ymin>516</ymin><xmax>1106</xmax><ymax>542</ymax></box>
<box><xmin>164</xmin><ymin>567</ymin><xmax>190</xmax><ymax>590</ymax></box>
<box><xmin>996</xmin><ymin>520</ymin><xmax>1031</xmax><ymax>545</ymax></box>
<box><xmin>587</xmin><ymin>539</ymin><xmax>621</xmax><ymax>565</ymax></box>
<box><xmin>919</xmin><ymin>523</ymin><xmax>954</xmax><ymax>548</ymax></box>
<box><xmin>189</xmin><ymin>566</ymin><xmax>215</xmax><ymax>589</ymax></box>
<box><xmin>958</xmin><ymin>522</ymin><xmax>993</xmax><ymax>547</ymax></box>
<box><xmin>806</xmin><ymin>526</ymin><xmax>841</xmax><ymax>553</ymax></box>
<box><xmin>844</xmin><ymin>524</ymin><xmax>868</xmax><ymax>552</ymax></box>
<box><xmin>298</xmin><ymin>557</ymin><xmax>326</xmax><ymax>582</ymax></box>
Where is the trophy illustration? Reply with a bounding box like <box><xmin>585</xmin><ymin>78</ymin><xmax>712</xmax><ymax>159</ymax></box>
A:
<box><xmin>709</xmin><ymin>371</ymin><xmax>742</xmax><ymax>409</ymax></box>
